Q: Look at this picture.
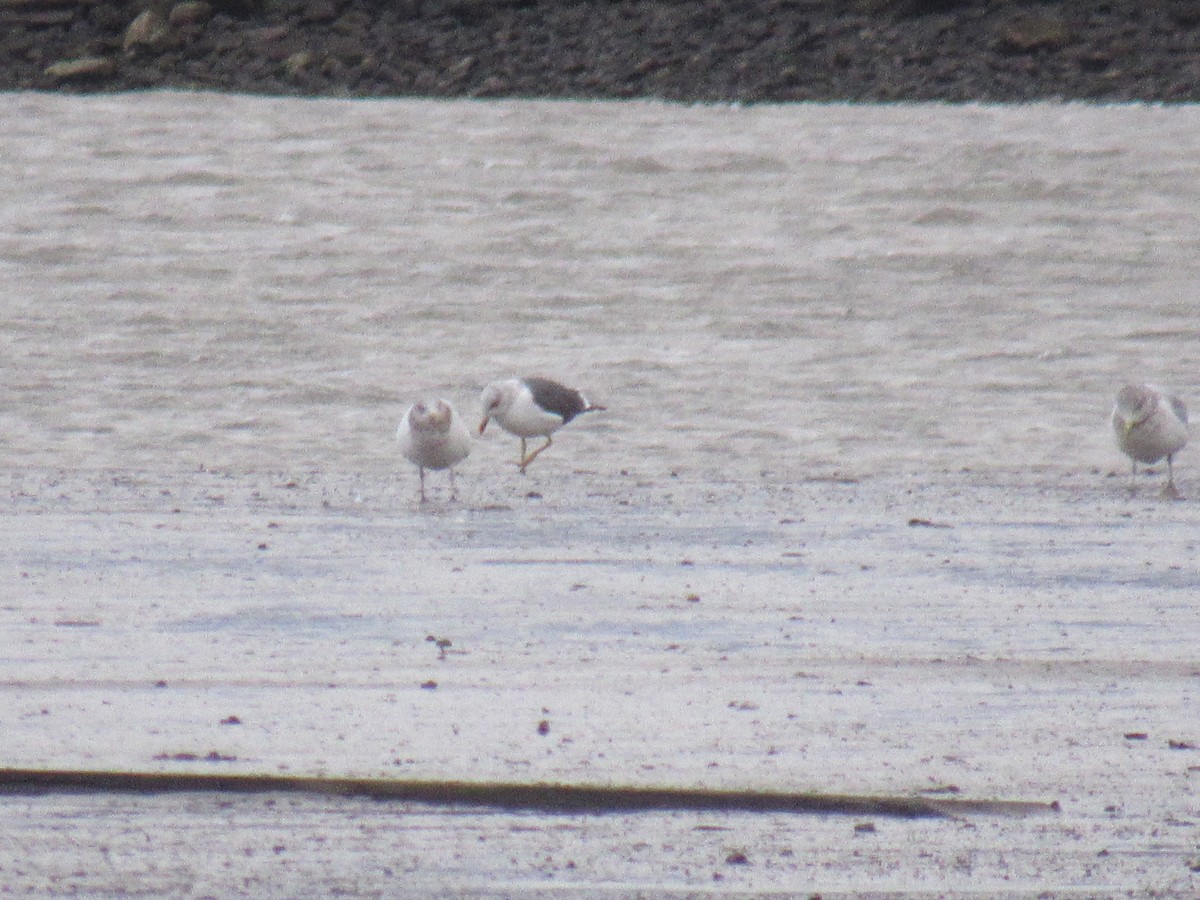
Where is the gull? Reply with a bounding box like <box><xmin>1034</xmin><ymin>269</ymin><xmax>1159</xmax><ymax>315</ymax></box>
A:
<box><xmin>1111</xmin><ymin>383</ymin><xmax>1188</xmax><ymax>498</ymax></box>
<box><xmin>478</xmin><ymin>377</ymin><xmax>606</xmax><ymax>473</ymax></box>
<box><xmin>396</xmin><ymin>399</ymin><xmax>472</xmax><ymax>502</ymax></box>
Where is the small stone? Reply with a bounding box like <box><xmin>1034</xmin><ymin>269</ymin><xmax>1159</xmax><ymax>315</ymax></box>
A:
<box><xmin>997</xmin><ymin>13</ymin><xmax>1072</xmax><ymax>54</ymax></box>
<box><xmin>124</xmin><ymin>10</ymin><xmax>172</xmax><ymax>52</ymax></box>
<box><xmin>44</xmin><ymin>56</ymin><xmax>117</xmax><ymax>81</ymax></box>
<box><xmin>302</xmin><ymin>0</ymin><xmax>339</xmax><ymax>24</ymax></box>
<box><xmin>447</xmin><ymin>55</ymin><xmax>476</xmax><ymax>83</ymax></box>
<box><xmin>471</xmin><ymin>75</ymin><xmax>507</xmax><ymax>97</ymax></box>
<box><xmin>169</xmin><ymin>1</ymin><xmax>212</xmax><ymax>27</ymax></box>
<box><xmin>247</xmin><ymin>25</ymin><xmax>289</xmax><ymax>44</ymax></box>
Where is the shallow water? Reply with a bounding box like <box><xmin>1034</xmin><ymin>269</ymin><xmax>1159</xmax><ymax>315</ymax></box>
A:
<box><xmin>1</xmin><ymin>94</ymin><xmax>1198</xmax><ymax>895</ymax></box>
<box><xmin>3</xmin><ymin>96</ymin><xmax>1199</xmax><ymax>479</ymax></box>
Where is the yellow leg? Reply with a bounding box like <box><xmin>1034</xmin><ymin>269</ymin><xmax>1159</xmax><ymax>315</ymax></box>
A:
<box><xmin>519</xmin><ymin>437</ymin><xmax>553</xmax><ymax>473</ymax></box>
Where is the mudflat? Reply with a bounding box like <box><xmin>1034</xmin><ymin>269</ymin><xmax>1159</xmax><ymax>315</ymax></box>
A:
<box><xmin>1</xmin><ymin>95</ymin><xmax>1198</xmax><ymax>895</ymax></box>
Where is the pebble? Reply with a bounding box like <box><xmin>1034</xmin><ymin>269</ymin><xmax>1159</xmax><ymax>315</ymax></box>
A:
<box><xmin>123</xmin><ymin>9</ymin><xmax>172</xmax><ymax>52</ymax></box>
<box><xmin>169</xmin><ymin>1</ymin><xmax>213</xmax><ymax>28</ymax></box>
<box><xmin>44</xmin><ymin>56</ymin><xmax>117</xmax><ymax>81</ymax></box>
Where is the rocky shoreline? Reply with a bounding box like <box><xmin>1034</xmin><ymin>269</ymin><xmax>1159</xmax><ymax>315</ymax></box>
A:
<box><xmin>4</xmin><ymin>1</ymin><xmax>1200</xmax><ymax>102</ymax></box>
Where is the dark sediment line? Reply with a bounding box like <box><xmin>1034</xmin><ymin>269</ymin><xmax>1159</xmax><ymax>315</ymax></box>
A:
<box><xmin>0</xmin><ymin>768</ymin><xmax>1059</xmax><ymax>818</ymax></box>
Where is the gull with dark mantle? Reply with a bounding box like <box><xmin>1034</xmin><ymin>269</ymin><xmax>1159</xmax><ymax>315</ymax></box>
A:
<box><xmin>396</xmin><ymin>399</ymin><xmax>472</xmax><ymax>502</ymax></box>
<box><xmin>479</xmin><ymin>377</ymin><xmax>606</xmax><ymax>473</ymax></box>
<box><xmin>1111</xmin><ymin>383</ymin><xmax>1189</xmax><ymax>498</ymax></box>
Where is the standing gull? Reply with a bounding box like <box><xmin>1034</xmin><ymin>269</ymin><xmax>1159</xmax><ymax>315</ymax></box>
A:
<box><xmin>1111</xmin><ymin>383</ymin><xmax>1188</xmax><ymax>498</ymax></box>
<box><xmin>478</xmin><ymin>377</ymin><xmax>606</xmax><ymax>473</ymax></box>
<box><xmin>396</xmin><ymin>399</ymin><xmax>472</xmax><ymax>502</ymax></box>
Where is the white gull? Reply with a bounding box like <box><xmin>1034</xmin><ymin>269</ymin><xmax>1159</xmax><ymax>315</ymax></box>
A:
<box><xmin>1111</xmin><ymin>383</ymin><xmax>1188</xmax><ymax>498</ymax></box>
<box><xmin>397</xmin><ymin>399</ymin><xmax>472</xmax><ymax>502</ymax></box>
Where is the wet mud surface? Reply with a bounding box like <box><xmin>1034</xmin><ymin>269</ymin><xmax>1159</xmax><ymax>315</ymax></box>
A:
<box><xmin>3</xmin><ymin>464</ymin><xmax>1199</xmax><ymax>894</ymax></box>
<box><xmin>1</xmin><ymin>95</ymin><xmax>1199</xmax><ymax>894</ymax></box>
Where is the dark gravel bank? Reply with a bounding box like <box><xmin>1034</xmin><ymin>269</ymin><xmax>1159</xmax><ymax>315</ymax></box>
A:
<box><xmin>5</xmin><ymin>0</ymin><xmax>1200</xmax><ymax>101</ymax></box>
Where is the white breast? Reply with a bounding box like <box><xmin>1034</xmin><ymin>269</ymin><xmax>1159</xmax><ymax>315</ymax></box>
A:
<box><xmin>398</xmin><ymin>401</ymin><xmax>472</xmax><ymax>470</ymax></box>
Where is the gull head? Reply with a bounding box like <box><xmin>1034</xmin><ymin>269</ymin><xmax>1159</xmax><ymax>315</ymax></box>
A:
<box><xmin>409</xmin><ymin>399</ymin><xmax>454</xmax><ymax>434</ymax></box>
<box><xmin>478</xmin><ymin>380</ymin><xmax>515</xmax><ymax>435</ymax></box>
<box><xmin>1114</xmin><ymin>384</ymin><xmax>1156</xmax><ymax>432</ymax></box>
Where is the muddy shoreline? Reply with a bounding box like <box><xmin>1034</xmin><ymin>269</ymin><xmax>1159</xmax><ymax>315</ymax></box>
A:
<box><xmin>8</xmin><ymin>0</ymin><xmax>1200</xmax><ymax>102</ymax></box>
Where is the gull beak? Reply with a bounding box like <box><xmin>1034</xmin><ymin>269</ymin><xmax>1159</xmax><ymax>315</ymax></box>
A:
<box><xmin>478</xmin><ymin>416</ymin><xmax>489</xmax><ymax>436</ymax></box>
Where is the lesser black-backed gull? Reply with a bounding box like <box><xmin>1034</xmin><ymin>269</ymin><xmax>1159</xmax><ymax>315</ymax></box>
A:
<box><xmin>478</xmin><ymin>377</ymin><xmax>606</xmax><ymax>473</ymax></box>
